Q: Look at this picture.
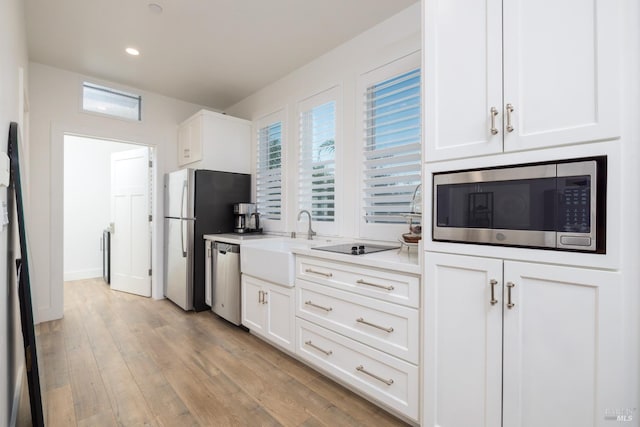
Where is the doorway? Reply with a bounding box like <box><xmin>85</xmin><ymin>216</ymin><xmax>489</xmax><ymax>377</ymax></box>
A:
<box><xmin>63</xmin><ymin>134</ymin><xmax>153</xmax><ymax>297</ymax></box>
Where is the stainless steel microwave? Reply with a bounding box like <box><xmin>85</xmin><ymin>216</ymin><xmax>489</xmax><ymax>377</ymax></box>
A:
<box><xmin>433</xmin><ymin>157</ymin><xmax>606</xmax><ymax>252</ymax></box>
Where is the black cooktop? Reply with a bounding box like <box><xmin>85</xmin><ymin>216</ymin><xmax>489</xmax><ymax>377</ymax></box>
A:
<box><xmin>311</xmin><ymin>243</ymin><xmax>400</xmax><ymax>256</ymax></box>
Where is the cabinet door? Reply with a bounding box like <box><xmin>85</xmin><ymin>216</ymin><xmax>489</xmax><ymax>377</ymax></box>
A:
<box><xmin>264</xmin><ymin>284</ymin><xmax>294</xmax><ymax>352</ymax></box>
<box><xmin>240</xmin><ymin>275</ymin><xmax>265</xmax><ymax>333</ymax></box>
<box><xmin>424</xmin><ymin>253</ymin><xmax>503</xmax><ymax>427</ymax></box>
<box><xmin>177</xmin><ymin>122</ymin><xmax>191</xmax><ymax>166</ymax></box>
<box><xmin>424</xmin><ymin>0</ymin><xmax>503</xmax><ymax>161</ymax></box>
<box><xmin>187</xmin><ymin>116</ymin><xmax>203</xmax><ymax>163</ymax></box>
<box><xmin>177</xmin><ymin>115</ymin><xmax>203</xmax><ymax>166</ymax></box>
<box><xmin>502</xmin><ymin>0</ymin><xmax>620</xmax><ymax>152</ymax></box>
<box><xmin>502</xmin><ymin>262</ymin><xmax>624</xmax><ymax>427</ymax></box>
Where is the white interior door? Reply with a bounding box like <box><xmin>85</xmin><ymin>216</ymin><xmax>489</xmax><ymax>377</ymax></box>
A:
<box><xmin>110</xmin><ymin>147</ymin><xmax>151</xmax><ymax>297</ymax></box>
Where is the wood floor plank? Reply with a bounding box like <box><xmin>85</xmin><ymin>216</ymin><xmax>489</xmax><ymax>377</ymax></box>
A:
<box><xmin>45</xmin><ymin>385</ymin><xmax>76</xmax><ymax>427</ymax></box>
<box><xmin>100</xmin><ymin>363</ymin><xmax>156</xmax><ymax>426</ymax></box>
<box><xmin>163</xmin><ymin>364</ymin><xmax>236</xmax><ymax>426</ymax></box>
<box><xmin>76</xmin><ymin>410</ymin><xmax>117</xmax><ymax>427</ymax></box>
<box><xmin>307</xmin><ymin>374</ymin><xmax>407</xmax><ymax>427</ymax></box>
<box><xmin>38</xmin><ymin>326</ymin><xmax>69</xmax><ymax>391</ymax></box>
<box><xmin>38</xmin><ymin>279</ymin><xmax>410</xmax><ymax>427</ymax></box>
<box><xmin>66</xmin><ymin>343</ymin><xmax>113</xmax><ymax>422</ymax></box>
<box><xmin>123</xmin><ymin>352</ymin><xmax>193</xmax><ymax>421</ymax></box>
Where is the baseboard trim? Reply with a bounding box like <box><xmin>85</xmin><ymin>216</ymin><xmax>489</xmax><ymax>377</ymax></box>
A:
<box><xmin>9</xmin><ymin>365</ymin><xmax>24</xmax><ymax>427</ymax></box>
<box><xmin>63</xmin><ymin>269</ymin><xmax>102</xmax><ymax>282</ymax></box>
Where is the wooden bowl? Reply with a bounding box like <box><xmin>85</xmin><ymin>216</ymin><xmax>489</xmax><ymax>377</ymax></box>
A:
<box><xmin>402</xmin><ymin>233</ymin><xmax>422</xmax><ymax>243</ymax></box>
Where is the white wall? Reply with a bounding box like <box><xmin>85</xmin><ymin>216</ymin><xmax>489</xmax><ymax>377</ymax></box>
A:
<box><xmin>621</xmin><ymin>0</ymin><xmax>640</xmax><ymax>411</ymax></box>
<box><xmin>225</xmin><ymin>4</ymin><xmax>421</xmax><ymax>241</ymax></box>
<box><xmin>28</xmin><ymin>62</ymin><xmax>208</xmax><ymax>323</ymax></box>
<box><xmin>0</xmin><ymin>0</ymin><xmax>28</xmax><ymax>423</ymax></box>
<box><xmin>63</xmin><ymin>136</ymin><xmax>138</xmax><ymax>281</ymax></box>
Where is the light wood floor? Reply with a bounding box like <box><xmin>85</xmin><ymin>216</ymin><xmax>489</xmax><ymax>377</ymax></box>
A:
<box><xmin>36</xmin><ymin>278</ymin><xmax>410</xmax><ymax>426</ymax></box>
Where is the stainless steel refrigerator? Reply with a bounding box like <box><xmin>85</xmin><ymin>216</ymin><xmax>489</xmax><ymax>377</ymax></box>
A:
<box><xmin>164</xmin><ymin>169</ymin><xmax>250</xmax><ymax>311</ymax></box>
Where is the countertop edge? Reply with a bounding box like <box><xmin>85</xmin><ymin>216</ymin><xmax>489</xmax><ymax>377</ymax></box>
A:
<box><xmin>291</xmin><ymin>246</ymin><xmax>421</xmax><ymax>276</ymax></box>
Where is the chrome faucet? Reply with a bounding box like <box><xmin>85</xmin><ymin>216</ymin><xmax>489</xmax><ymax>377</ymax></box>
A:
<box><xmin>297</xmin><ymin>210</ymin><xmax>316</xmax><ymax>240</ymax></box>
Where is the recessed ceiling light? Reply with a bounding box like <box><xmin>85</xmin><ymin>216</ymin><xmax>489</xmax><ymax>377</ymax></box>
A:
<box><xmin>148</xmin><ymin>3</ymin><xmax>163</xmax><ymax>14</ymax></box>
<box><xmin>126</xmin><ymin>47</ymin><xmax>140</xmax><ymax>56</ymax></box>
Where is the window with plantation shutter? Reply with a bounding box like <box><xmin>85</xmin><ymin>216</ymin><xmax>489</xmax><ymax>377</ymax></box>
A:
<box><xmin>298</xmin><ymin>88</ymin><xmax>338</xmax><ymax>229</ymax></box>
<box><xmin>256</xmin><ymin>116</ymin><xmax>283</xmax><ymax>222</ymax></box>
<box><xmin>362</xmin><ymin>67</ymin><xmax>421</xmax><ymax>226</ymax></box>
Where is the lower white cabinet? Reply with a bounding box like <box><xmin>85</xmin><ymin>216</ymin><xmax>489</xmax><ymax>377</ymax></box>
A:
<box><xmin>424</xmin><ymin>252</ymin><xmax>624</xmax><ymax>427</ymax></box>
<box><xmin>241</xmin><ymin>274</ymin><xmax>294</xmax><ymax>352</ymax></box>
<box><xmin>296</xmin><ymin>279</ymin><xmax>419</xmax><ymax>364</ymax></box>
<box><xmin>295</xmin><ymin>255</ymin><xmax>420</xmax><ymax>422</ymax></box>
<box><xmin>296</xmin><ymin>318</ymin><xmax>419</xmax><ymax>420</ymax></box>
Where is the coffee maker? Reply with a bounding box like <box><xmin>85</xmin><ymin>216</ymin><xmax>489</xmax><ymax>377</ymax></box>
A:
<box><xmin>233</xmin><ymin>203</ymin><xmax>261</xmax><ymax>233</ymax></box>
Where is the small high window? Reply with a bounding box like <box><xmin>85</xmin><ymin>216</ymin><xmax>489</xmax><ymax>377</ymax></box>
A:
<box><xmin>82</xmin><ymin>82</ymin><xmax>142</xmax><ymax>121</ymax></box>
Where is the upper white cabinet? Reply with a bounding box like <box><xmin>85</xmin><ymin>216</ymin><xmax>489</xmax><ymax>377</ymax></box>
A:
<box><xmin>177</xmin><ymin>110</ymin><xmax>251</xmax><ymax>173</ymax></box>
<box><xmin>178</xmin><ymin>112</ymin><xmax>203</xmax><ymax>165</ymax></box>
<box><xmin>424</xmin><ymin>0</ymin><xmax>621</xmax><ymax>161</ymax></box>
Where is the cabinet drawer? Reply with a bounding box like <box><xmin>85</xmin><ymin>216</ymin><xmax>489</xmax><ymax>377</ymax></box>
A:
<box><xmin>296</xmin><ymin>257</ymin><xmax>420</xmax><ymax>308</ymax></box>
<box><xmin>296</xmin><ymin>280</ymin><xmax>419</xmax><ymax>364</ymax></box>
<box><xmin>296</xmin><ymin>318</ymin><xmax>418</xmax><ymax>422</ymax></box>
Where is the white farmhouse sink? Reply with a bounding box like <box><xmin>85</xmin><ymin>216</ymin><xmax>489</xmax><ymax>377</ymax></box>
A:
<box><xmin>240</xmin><ymin>238</ymin><xmax>329</xmax><ymax>287</ymax></box>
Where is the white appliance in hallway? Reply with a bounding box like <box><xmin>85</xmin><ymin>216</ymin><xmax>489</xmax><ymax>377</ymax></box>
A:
<box><xmin>110</xmin><ymin>147</ymin><xmax>152</xmax><ymax>297</ymax></box>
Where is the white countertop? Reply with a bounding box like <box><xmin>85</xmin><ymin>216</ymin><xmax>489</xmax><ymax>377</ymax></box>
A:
<box><xmin>292</xmin><ymin>244</ymin><xmax>421</xmax><ymax>275</ymax></box>
<box><xmin>203</xmin><ymin>233</ymin><xmax>279</xmax><ymax>245</ymax></box>
<box><xmin>204</xmin><ymin>233</ymin><xmax>421</xmax><ymax>275</ymax></box>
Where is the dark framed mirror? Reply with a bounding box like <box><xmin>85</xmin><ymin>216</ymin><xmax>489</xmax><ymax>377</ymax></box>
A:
<box><xmin>8</xmin><ymin>121</ymin><xmax>44</xmax><ymax>427</ymax></box>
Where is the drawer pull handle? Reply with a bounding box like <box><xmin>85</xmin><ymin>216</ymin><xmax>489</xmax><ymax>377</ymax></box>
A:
<box><xmin>305</xmin><ymin>268</ymin><xmax>333</xmax><ymax>278</ymax></box>
<box><xmin>506</xmin><ymin>103</ymin><xmax>515</xmax><ymax>133</ymax></box>
<box><xmin>490</xmin><ymin>106</ymin><xmax>499</xmax><ymax>135</ymax></box>
<box><xmin>507</xmin><ymin>282</ymin><xmax>515</xmax><ymax>309</ymax></box>
<box><xmin>489</xmin><ymin>279</ymin><xmax>498</xmax><ymax>306</ymax></box>
<box><xmin>356</xmin><ymin>279</ymin><xmax>394</xmax><ymax>291</ymax></box>
<box><xmin>356</xmin><ymin>365</ymin><xmax>394</xmax><ymax>386</ymax></box>
<box><xmin>356</xmin><ymin>317</ymin><xmax>394</xmax><ymax>333</ymax></box>
<box><xmin>304</xmin><ymin>340</ymin><xmax>332</xmax><ymax>356</ymax></box>
<box><xmin>305</xmin><ymin>300</ymin><xmax>333</xmax><ymax>312</ymax></box>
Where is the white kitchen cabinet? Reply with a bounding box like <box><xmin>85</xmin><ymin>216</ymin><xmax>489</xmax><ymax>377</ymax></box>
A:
<box><xmin>177</xmin><ymin>112</ymin><xmax>203</xmax><ymax>165</ymax></box>
<box><xmin>241</xmin><ymin>274</ymin><xmax>294</xmax><ymax>352</ymax></box>
<box><xmin>296</xmin><ymin>279</ymin><xmax>420</xmax><ymax>364</ymax></box>
<box><xmin>177</xmin><ymin>109</ymin><xmax>251</xmax><ymax>172</ymax></box>
<box><xmin>296</xmin><ymin>256</ymin><xmax>420</xmax><ymax>308</ymax></box>
<box><xmin>295</xmin><ymin>255</ymin><xmax>420</xmax><ymax>422</ymax></box>
<box><xmin>424</xmin><ymin>0</ymin><xmax>620</xmax><ymax>161</ymax></box>
<box><xmin>424</xmin><ymin>252</ymin><xmax>624</xmax><ymax>427</ymax></box>
<box><xmin>296</xmin><ymin>318</ymin><xmax>419</xmax><ymax>421</ymax></box>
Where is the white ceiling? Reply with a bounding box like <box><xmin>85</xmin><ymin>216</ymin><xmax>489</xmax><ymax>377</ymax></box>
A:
<box><xmin>25</xmin><ymin>0</ymin><xmax>418</xmax><ymax>111</ymax></box>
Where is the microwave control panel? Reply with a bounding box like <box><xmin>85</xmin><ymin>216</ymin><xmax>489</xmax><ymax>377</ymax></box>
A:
<box><xmin>558</xmin><ymin>176</ymin><xmax>591</xmax><ymax>233</ymax></box>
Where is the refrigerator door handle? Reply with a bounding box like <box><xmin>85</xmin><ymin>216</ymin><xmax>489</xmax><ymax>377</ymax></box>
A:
<box><xmin>180</xmin><ymin>180</ymin><xmax>187</xmax><ymax>219</ymax></box>
<box><xmin>181</xmin><ymin>219</ymin><xmax>187</xmax><ymax>258</ymax></box>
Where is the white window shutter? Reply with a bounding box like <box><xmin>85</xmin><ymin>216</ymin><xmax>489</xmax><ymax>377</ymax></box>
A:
<box><xmin>299</xmin><ymin>99</ymin><xmax>336</xmax><ymax>223</ymax></box>
<box><xmin>256</xmin><ymin>120</ymin><xmax>283</xmax><ymax>221</ymax></box>
<box><xmin>363</xmin><ymin>68</ymin><xmax>421</xmax><ymax>224</ymax></box>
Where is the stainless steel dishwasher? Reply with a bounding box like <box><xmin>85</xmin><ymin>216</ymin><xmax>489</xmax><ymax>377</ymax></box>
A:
<box><xmin>211</xmin><ymin>241</ymin><xmax>241</xmax><ymax>325</ymax></box>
